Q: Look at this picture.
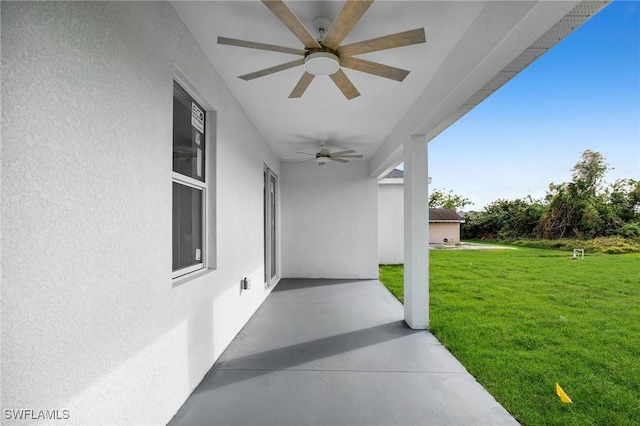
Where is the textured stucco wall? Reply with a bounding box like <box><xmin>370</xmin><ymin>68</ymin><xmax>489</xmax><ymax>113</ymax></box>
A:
<box><xmin>430</xmin><ymin>223</ymin><xmax>461</xmax><ymax>244</ymax></box>
<box><xmin>1</xmin><ymin>2</ymin><xmax>279</xmax><ymax>424</ymax></box>
<box><xmin>281</xmin><ymin>162</ymin><xmax>378</xmax><ymax>279</ymax></box>
<box><xmin>378</xmin><ymin>183</ymin><xmax>463</xmax><ymax>261</ymax></box>
<box><xmin>378</xmin><ymin>183</ymin><xmax>404</xmax><ymax>264</ymax></box>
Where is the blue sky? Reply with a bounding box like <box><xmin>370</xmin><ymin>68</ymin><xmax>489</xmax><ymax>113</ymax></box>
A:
<box><xmin>425</xmin><ymin>0</ymin><xmax>639</xmax><ymax>210</ymax></box>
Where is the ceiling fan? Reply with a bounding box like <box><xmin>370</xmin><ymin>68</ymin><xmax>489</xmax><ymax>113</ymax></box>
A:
<box><xmin>217</xmin><ymin>0</ymin><xmax>426</xmax><ymax>100</ymax></box>
<box><xmin>291</xmin><ymin>144</ymin><xmax>363</xmax><ymax>166</ymax></box>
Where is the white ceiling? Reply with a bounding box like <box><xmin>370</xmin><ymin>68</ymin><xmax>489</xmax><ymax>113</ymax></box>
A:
<box><xmin>171</xmin><ymin>1</ymin><xmax>605</xmax><ymax>171</ymax></box>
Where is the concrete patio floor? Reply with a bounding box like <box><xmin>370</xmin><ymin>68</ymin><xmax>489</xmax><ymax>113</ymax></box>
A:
<box><xmin>168</xmin><ymin>279</ymin><xmax>519</xmax><ymax>425</ymax></box>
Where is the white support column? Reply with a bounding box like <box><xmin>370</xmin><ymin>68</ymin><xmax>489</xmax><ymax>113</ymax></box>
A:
<box><xmin>403</xmin><ymin>134</ymin><xmax>429</xmax><ymax>329</ymax></box>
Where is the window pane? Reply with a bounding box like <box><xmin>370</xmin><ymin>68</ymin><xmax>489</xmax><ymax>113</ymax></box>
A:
<box><xmin>173</xmin><ymin>182</ymin><xmax>203</xmax><ymax>272</ymax></box>
<box><xmin>173</xmin><ymin>82</ymin><xmax>205</xmax><ymax>182</ymax></box>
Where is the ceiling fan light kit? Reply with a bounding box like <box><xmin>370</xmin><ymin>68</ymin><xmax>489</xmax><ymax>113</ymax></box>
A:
<box><xmin>218</xmin><ymin>0</ymin><xmax>426</xmax><ymax>100</ymax></box>
<box><xmin>304</xmin><ymin>51</ymin><xmax>340</xmax><ymax>76</ymax></box>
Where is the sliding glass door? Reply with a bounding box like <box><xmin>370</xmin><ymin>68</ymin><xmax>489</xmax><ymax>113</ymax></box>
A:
<box><xmin>264</xmin><ymin>166</ymin><xmax>277</xmax><ymax>286</ymax></box>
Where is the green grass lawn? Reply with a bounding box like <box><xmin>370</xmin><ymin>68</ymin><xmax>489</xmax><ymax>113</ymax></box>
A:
<box><xmin>380</xmin><ymin>247</ymin><xmax>640</xmax><ymax>425</ymax></box>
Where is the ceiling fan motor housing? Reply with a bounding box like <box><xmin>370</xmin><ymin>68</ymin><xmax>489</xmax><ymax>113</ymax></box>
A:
<box><xmin>312</xmin><ymin>16</ymin><xmax>333</xmax><ymax>41</ymax></box>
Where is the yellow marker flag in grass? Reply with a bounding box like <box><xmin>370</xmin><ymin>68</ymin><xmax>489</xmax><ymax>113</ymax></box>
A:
<box><xmin>556</xmin><ymin>383</ymin><xmax>573</xmax><ymax>403</ymax></box>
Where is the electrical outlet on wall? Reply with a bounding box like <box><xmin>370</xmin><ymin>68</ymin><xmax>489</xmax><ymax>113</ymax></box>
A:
<box><xmin>242</xmin><ymin>277</ymin><xmax>251</xmax><ymax>290</ymax></box>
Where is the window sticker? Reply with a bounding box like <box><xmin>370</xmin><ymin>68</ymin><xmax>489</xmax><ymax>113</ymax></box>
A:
<box><xmin>191</xmin><ymin>103</ymin><xmax>204</xmax><ymax>133</ymax></box>
<box><xmin>195</xmin><ymin>132</ymin><xmax>201</xmax><ymax>146</ymax></box>
<box><xmin>196</xmin><ymin>148</ymin><xmax>202</xmax><ymax>177</ymax></box>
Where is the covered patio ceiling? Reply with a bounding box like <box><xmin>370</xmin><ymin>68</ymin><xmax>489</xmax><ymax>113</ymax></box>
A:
<box><xmin>172</xmin><ymin>1</ymin><xmax>607</xmax><ymax>175</ymax></box>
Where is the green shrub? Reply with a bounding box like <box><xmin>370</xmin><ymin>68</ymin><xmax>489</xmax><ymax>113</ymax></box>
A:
<box><xmin>617</xmin><ymin>222</ymin><xmax>640</xmax><ymax>238</ymax></box>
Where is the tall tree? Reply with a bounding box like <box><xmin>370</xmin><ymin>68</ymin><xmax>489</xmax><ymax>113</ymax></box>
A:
<box><xmin>570</xmin><ymin>149</ymin><xmax>611</xmax><ymax>196</ymax></box>
<box><xmin>429</xmin><ymin>188</ymin><xmax>471</xmax><ymax>211</ymax></box>
<box><xmin>537</xmin><ymin>150</ymin><xmax>623</xmax><ymax>238</ymax></box>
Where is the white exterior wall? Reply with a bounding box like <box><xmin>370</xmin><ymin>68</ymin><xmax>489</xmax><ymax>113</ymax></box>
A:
<box><xmin>281</xmin><ymin>162</ymin><xmax>378</xmax><ymax>279</ymax></box>
<box><xmin>378</xmin><ymin>182</ymin><xmax>404</xmax><ymax>264</ymax></box>
<box><xmin>430</xmin><ymin>223</ymin><xmax>462</xmax><ymax>244</ymax></box>
<box><xmin>378</xmin><ymin>182</ymin><xmax>463</xmax><ymax>259</ymax></box>
<box><xmin>1</xmin><ymin>3</ymin><xmax>279</xmax><ymax>425</ymax></box>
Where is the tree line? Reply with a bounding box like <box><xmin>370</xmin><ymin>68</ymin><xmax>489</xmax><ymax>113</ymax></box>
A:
<box><xmin>429</xmin><ymin>150</ymin><xmax>640</xmax><ymax>240</ymax></box>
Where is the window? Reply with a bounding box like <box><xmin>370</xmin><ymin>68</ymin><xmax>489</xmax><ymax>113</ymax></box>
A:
<box><xmin>173</xmin><ymin>81</ymin><xmax>207</xmax><ymax>278</ymax></box>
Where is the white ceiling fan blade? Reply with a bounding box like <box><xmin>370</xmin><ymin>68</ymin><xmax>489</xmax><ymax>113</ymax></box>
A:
<box><xmin>329</xmin><ymin>149</ymin><xmax>356</xmax><ymax>156</ymax></box>
<box><xmin>330</xmin><ymin>157</ymin><xmax>349</xmax><ymax>163</ymax></box>
<box><xmin>293</xmin><ymin>151</ymin><xmax>316</xmax><ymax>156</ymax></box>
<box><xmin>332</xmin><ymin>154</ymin><xmax>363</xmax><ymax>159</ymax></box>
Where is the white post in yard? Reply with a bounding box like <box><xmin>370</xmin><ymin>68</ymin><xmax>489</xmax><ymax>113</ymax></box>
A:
<box><xmin>403</xmin><ymin>134</ymin><xmax>429</xmax><ymax>329</ymax></box>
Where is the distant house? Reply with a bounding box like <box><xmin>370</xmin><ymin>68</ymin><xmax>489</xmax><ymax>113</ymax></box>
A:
<box><xmin>378</xmin><ymin>170</ymin><xmax>465</xmax><ymax>264</ymax></box>
<box><xmin>428</xmin><ymin>208</ymin><xmax>465</xmax><ymax>245</ymax></box>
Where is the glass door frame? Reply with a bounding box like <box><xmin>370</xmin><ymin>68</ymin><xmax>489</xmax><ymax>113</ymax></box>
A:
<box><xmin>264</xmin><ymin>165</ymin><xmax>278</xmax><ymax>287</ymax></box>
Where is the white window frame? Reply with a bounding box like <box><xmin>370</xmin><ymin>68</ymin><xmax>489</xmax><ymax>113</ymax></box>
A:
<box><xmin>172</xmin><ymin>77</ymin><xmax>212</xmax><ymax>280</ymax></box>
<box><xmin>172</xmin><ymin>173</ymin><xmax>207</xmax><ymax>279</ymax></box>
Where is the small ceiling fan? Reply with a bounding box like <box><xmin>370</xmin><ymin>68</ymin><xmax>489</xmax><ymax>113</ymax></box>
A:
<box><xmin>291</xmin><ymin>144</ymin><xmax>363</xmax><ymax>166</ymax></box>
<box><xmin>218</xmin><ymin>0</ymin><xmax>426</xmax><ymax>100</ymax></box>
